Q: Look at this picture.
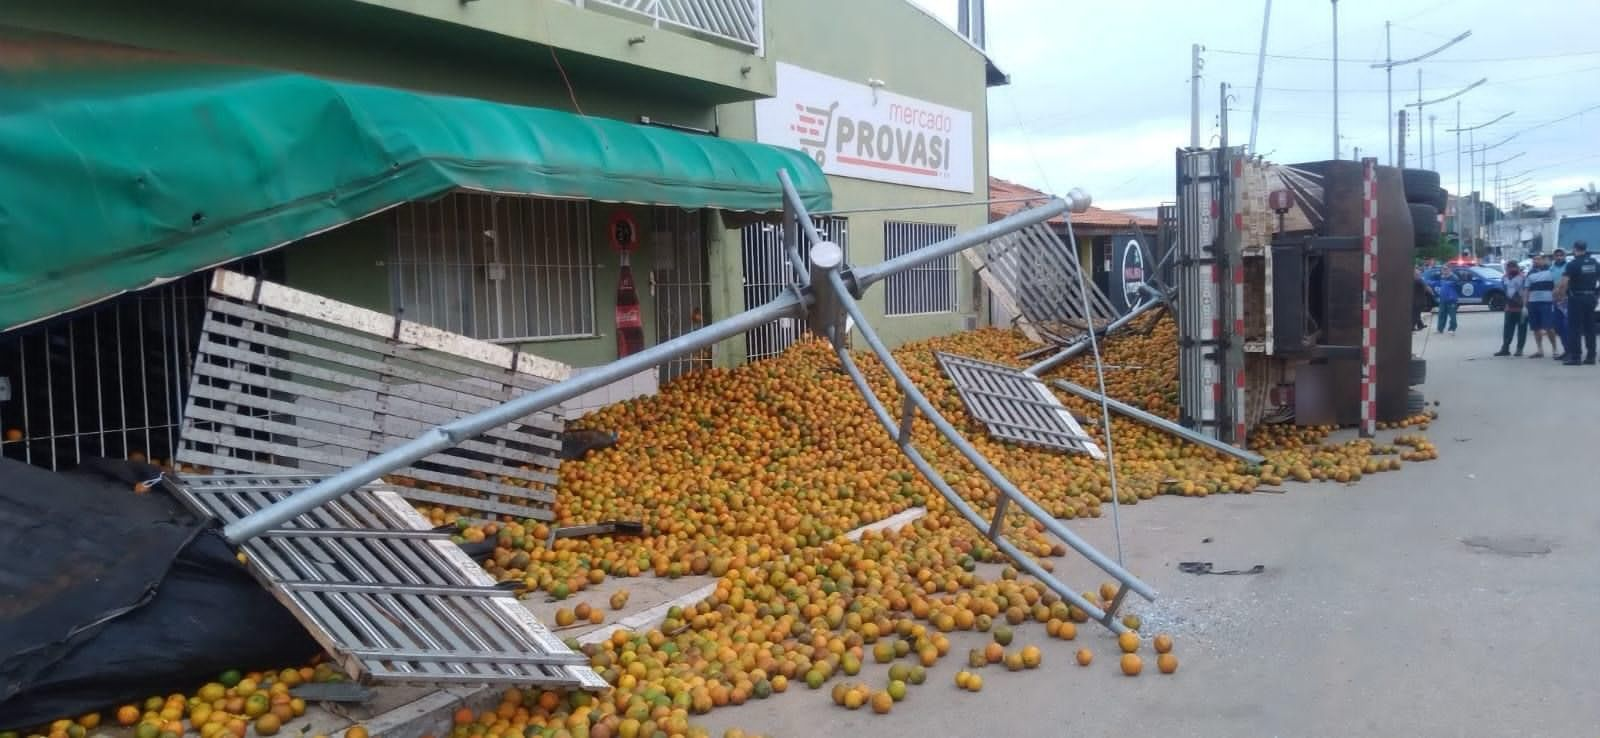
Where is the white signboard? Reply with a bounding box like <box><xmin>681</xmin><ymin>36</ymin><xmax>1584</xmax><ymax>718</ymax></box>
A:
<box><xmin>755</xmin><ymin>63</ymin><xmax>974</xmax><ymax>193</ymax></box>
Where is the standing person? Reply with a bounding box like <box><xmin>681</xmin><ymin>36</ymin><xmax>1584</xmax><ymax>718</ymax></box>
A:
<box><xmin>1412</xmin><ymin>267</ymin><xmax>1435</xmax><ymax>331</ymax></box>
<box><xmin>1525</xmin><ymin>253</ymin><xmax>1559</xmax><ymax>358</ymax></box>
<box><xmin>1434</xmin><ymin>265</ymin><xmax>1461</xmax><ymax>335</ymax></box>
<box><xmin>1495</xmin><ymin>260</ymin><xmax>1528</xmax><ymax>356</ymax></box>
<box><xmin>1556</xmin><ymin>240</ymin><xmax>1600</xmax><ymax>365</ymax></box>
<box><xmin>1550</xmin><ymin>249</ymin><xmax>1571</xmax><ymax>359</ymax></box>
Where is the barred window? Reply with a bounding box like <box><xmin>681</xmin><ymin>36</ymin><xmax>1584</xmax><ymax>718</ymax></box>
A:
<box><xmin>883</xmin><ymin>221</ymin><xmax>957</xmax><ymax>316</ymax></box>
<box><xmin>741</xmin><ymin>216</ymin><xmax>850</xmax><ymax>360</ymax></box>
<box><xmin>391</xmin><ymin>193</ymin><xmax>596</xmax><ymax>341</ymax></box>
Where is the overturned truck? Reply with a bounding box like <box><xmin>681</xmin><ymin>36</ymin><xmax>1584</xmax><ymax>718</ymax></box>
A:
<box><xmin>1173</xmin><ymin>148</ymin><xmax>1424</xmax><ymax>444</ymax></box>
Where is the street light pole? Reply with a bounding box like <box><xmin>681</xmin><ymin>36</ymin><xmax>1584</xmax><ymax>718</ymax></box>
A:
<box><xmin>1370</xmin><ymin>27</ymin><xmax>1472</xmax><ymax>166</ymax></box>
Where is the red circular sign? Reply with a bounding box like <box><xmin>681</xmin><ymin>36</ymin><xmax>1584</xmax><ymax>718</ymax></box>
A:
<box><xmin>608</xmin><ymin>211</ymin><xmax>640</xmax><ymax>253</ymax></box>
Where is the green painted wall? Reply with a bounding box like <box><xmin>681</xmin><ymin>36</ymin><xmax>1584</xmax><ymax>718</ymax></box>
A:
<box><xmin>715</xmin><ymin>0</ymin><xmax>992</xmax><ymax>354</ymax></box>
<box><xmin>2</xmin><ymin>0</ymin><xmax>720</xmax><ymax>130</ymax></box>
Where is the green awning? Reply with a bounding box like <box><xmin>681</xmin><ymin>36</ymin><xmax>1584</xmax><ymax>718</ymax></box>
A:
<box><xmin>0</xmin><ymin>61</ymin><xmax>830</xmax><ymax>331</ymax></box>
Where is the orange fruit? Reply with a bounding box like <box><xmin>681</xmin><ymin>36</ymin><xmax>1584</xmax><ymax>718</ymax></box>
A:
<box><xmin>116</xmin><ymin>706</ymin><xmax>141</xmax><ymax>726</ymax></box>
<box><xmin>1117</xmin><ymin>631</ymin><xmax>1140</xmax><ymax>653</ymax></box>
<box><xmin>346</xmin><ymin>726</ymin><xmax>370</xmax><ymax>738</ymax></box>
<box><xmin>1153</xmin><ymin>634</ymin><xmax>1174</xmax><ymax>654</ymax></box>
<box><xmin>3</xmin><ymin>428</ymin><xmax>23</xmax><ymax>442</ymax></box>
<box><xmin>1158</xmin><ymin>653</ymin><xmax>1179</xmax><ymax>674</ymax></box>
<box><xmin>1120</xmin><ymin>654</ymin><xmax>1143</xmax><ymax>676</ymax></box>
<box><xmin>871</xmin><ymin>690</ymin><xmax>893</xmax><ymax>714</ymax></box>
<box><xmin>1075</xmin><ymin>649</ymin><xmax>1093</xmax><ymax>666</ymax></box>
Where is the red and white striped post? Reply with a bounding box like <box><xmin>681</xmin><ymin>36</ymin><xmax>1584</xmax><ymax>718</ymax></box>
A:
<box><xmin>1358</xmin><ymin>157</ymin><xmax>1379</xmax><ymax>438</ymax></box>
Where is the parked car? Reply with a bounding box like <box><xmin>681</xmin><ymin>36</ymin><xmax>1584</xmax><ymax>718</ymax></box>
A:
<box><xmin>1422</xmin><ymin>265</ymin><xmax>1506</xmax><ymax>310</ymax></box>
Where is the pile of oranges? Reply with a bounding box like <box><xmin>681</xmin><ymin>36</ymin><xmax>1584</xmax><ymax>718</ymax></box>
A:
<box><xmin>11</xmin><ymin>314</ymin><xmax>1436</xmax><ymax>738</ymax></box>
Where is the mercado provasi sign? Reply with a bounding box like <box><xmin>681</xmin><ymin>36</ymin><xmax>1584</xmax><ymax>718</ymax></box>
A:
<box><xmin>755</xmin><ymin>63</ymin><xmax>975</xmax><ymax>193</ymax></box>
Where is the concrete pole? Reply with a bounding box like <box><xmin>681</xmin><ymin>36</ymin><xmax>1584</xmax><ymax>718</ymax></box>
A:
<box><xmin>1455</xmin><ymin>101</ymin><xmax>1462</xmax><ymax>243</ymax></box>
<box><xmin>1191</xmin><ymin>44</ymin><xmax>1203</xmax><ymax>147</ymax></box>
<box><xmin>1385</xmin><ymin>21</ymin><xmax>1393</xmax><ymax>165</ymax></box>
<box><xmin>1331</xmin><ymin>0</ymin><xmax>1341</xmax><ymax>159</ymax></box>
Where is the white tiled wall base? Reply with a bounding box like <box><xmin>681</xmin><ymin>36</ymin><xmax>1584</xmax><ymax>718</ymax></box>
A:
<box><xmin>560</xmin><ymin>368</ymin><xmax>659</xmax><ymax>420</ymax></box>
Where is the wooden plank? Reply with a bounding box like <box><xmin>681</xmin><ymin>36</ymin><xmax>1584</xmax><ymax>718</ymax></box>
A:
<box><xmin>401</xmin><ymin>466</ymin><xmax>556</xmax><ymax>505</ymax></box>
<box><xmin>188</xmin><ymin>382</ymin><xmax>382</xmax><ymax>435</ymax></box>
<box><xmin>206</xmin><ymin>296</ymin><xmax>560</xmax><ymax>400</ymax></box>
<box><xmin>173</xmin><ymin>449</ymin><xmax>302</xmax><ymax>475</ymax></box>
<box><xmin>194</xmin><ymin>362</ymin><xmax>559</xmax><ymax>450</ymax></box>
<box><xmin>197</xmin><ymin>335</ymin><xmax>565</xmax><ymax>436</ymax></box>
<box><xmin>200</xmin><ymin>316</ymin><xmax>556</xmax><ymax>408</ymax></box>
<box><xmin>210</xmin><ymin>271</ymin><xmax>572</xmax><ymax>382</ymax></box>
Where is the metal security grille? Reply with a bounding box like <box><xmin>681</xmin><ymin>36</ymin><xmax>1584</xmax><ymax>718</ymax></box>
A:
<box><xmin>179</xmin><ymin>272</ymin><xmax>570</xmax><ymax>521</ymax></box>
<box><xmin>966</xmin><ymin>220</ymin><xmax>1120</xmax><ymax>344</ymax></box>
<box><xmin>884</xmin><ymin>221</ymin><xmax>958</xmax><ymax>316</ymax></box>
<box><xmin>651</xmin><ymin>209</ymin><xmax>712</xmax><ymax>383</ymax></box>
<box><xmin>742</xmin><ymin>216</ymin><xmax>849</xmax><ymax>361</ymax></box>
<box><xmin>570</xmin><ymin>0</ymin><xmax>763</xmax><ymax>52</ymax></box>
<box><xmin>164</xmin><ymin>474</ymin><xmax>607</xmax><ymax>689</ymax></box>
<box><xmin>391</xmin><ymin>193</ymin><xmax>596</xmax><ymax>342</ymax></box>
<box><xmin>936</xmin><ymin>352</ymin><xmax>1104</xmax><ymax>458</ymax></box>
<box><xmin>0</xmin><ymin>259</ymin><xmax>274</xmax><ymax>471</ymax></box>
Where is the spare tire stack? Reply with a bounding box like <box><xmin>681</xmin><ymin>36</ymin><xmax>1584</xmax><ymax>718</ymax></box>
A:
<box><xmin>1402</xmin><ymin>168</ymin><xmax>1442</xmax><ymax>404</ymax></box>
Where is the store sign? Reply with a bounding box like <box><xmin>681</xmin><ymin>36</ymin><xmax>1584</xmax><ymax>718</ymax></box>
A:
<box><xmin>755</xmin><ymin>63</ymin><xmax>974</xmax><ymax>193</ymax></box>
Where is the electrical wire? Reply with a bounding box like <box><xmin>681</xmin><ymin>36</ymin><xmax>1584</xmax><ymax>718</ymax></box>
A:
<box><xmin>1210</xmin><ymin>47</ymin><xmax>1600</xmax><ymax>64</ymax></box>
<box><xmin>1062</xmin><ymin>213</ymin><xmax>1127</xmax><ymax>566</ymax></box>
<box><xmin>549</xmin><ymin>47</ymin><xmax>587</xmax><ymax>116</ymax></box>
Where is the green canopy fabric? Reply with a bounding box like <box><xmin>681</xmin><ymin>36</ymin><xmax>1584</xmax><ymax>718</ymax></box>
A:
<box><xmin>0</xmin><ymin>64</ymin><xmax>830</xmax><ymax>331</ymax></box>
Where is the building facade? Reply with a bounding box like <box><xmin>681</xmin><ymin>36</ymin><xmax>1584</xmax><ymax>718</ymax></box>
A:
<box><xmin>0</xmin><ymin>0</ymin><xmax>1001</xmax><ymax>470</ymax></box>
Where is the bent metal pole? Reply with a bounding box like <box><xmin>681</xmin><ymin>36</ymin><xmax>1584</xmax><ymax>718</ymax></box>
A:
<box><xmin>224</xmin><ymin>193</ymin><xmax>1074</xmax><ymax>544</ymax></box>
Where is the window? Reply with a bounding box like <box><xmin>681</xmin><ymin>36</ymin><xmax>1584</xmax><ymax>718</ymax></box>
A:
<box><xmin>883</xmin><ymin>221</ymin><xmax>958</xmax><ymax>316</ymax></box>
<box><xmin>391</xmin><ymin>193</ymin><xmax>596</xmax><ymax>341</ymax></box>
<box><xmin>741</xmin><ymin>216</ymin><xmax>850</xmax><ymax>360</ymax></box>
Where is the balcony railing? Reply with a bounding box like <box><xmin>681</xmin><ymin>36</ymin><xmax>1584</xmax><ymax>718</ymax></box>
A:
<box><xmin>569</xmin><ymin>0</ymin><xmax>763</xmax><ymax>53</ymax></box>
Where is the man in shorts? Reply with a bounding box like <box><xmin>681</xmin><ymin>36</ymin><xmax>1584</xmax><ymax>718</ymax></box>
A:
<box><xmin>1524</xmin><ymin>253</ymin><xmax>1558</xmax><ymax>358</ymax></box>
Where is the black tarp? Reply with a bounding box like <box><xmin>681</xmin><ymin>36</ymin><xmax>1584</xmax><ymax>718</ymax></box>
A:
<box><xmin>0</xmin><ymin>458</ymin><xmax>317</xmax><ymax>728</ymax></box>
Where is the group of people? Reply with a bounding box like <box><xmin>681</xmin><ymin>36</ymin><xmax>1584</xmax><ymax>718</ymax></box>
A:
<box><xmin>1415</xmin><ymin>242</ymin><xmax>1600</xmax><ymax>366</ymax></box>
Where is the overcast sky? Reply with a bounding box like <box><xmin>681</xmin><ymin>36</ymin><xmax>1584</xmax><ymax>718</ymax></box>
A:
<box><xmin>910</xmin><ymin>0</ymin><xmax>1600</xmax><ymax>211</ymax></box>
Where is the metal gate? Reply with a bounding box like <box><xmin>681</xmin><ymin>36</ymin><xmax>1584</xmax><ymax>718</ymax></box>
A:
<box><xmin>741</xmin><ymin>216</ymin><xmax>848</xmax><ymax>361</ymax></box>
<box><xmin>0</xmin><ymin>258</ymin><xmax>274</xmax><ymax>471</ymax></box>
<box><xmin>651</xmin><ymin>208</ymin><xmax>712</xmax><ymax>383</ymax></box>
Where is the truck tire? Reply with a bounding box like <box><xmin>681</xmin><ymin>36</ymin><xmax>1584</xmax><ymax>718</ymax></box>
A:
<box><xmin>1410</xmin><ymin>203</ymin><xmax>1440</xmax><ymax>247</ymax></box>
<box><xmin>1408</xmin><ymin>356</ymin><xmax>1426</xmax><ymax>386</ymax></box>
<box><xmin>1409</xmin><ymin>185</ymin><xmax>1448</xmax><ymax>211</ymax></box>
<box><xmin>1402</xmin><ymin>169</ymin><xmax>1441</xmax><ymax>198</ymax></box>
<box><xmin>1406</xmin><ymin>390</ymin><xmax>1426</xmax><ymax>416</ymax></box>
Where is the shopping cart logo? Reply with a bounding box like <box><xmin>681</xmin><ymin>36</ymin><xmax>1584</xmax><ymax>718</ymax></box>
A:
<box><xmin>789</xmin><ymin>101</ymin><xmax>839</xmax><ymax>166</ymax></box>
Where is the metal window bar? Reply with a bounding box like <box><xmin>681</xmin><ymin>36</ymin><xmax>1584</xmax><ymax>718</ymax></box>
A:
<box><xmin>652</xmin><ymin>208</ymin><xmax>713</xmax><ymax>383</ymax></box>
<box><xmin>0</xmin><ymin>259</ymin><xmax>270</xmax><ymax>471</ymax></box>
<box><xmin>741</xmin><ymin>215</ymin><xmax>848</xmax><ymax>361</ymax></box>
<box><xmin>568</xmin><ymin>0</ymin><xmax>763</xmax><ymax>53</ymax></box>
<box><xmin>391</xmin><ymin>192</ymin><xmax>596</xmax><ymax>343</ymax></box>
<box><xmin>883</xmin><ymin>221</ymin><xmax>958</xmax><ymax>317</ymax></box>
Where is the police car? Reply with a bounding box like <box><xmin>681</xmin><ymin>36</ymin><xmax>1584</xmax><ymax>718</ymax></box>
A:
<box><xmin>1421</xmin><ymin>264</ymin><xmax>1506</xmax><ymax>310</ymax></box>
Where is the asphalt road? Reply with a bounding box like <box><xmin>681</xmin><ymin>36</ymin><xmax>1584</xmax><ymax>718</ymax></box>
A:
<box><xmin>703</xmin><ymin>308</ymin><xmax>1600</xmax><ymax>738</ymax></box>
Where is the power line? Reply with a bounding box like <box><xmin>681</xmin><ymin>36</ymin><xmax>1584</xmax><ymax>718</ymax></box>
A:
<box><xmin>1231</xmin><ymin>63</ymin><xmax>1600</xmax><ymax>95</ymax></box>
<box><xmin>1210</xmin><ymin>47</ymin><xmax>1600</xmax><ymax>64</ymax></box>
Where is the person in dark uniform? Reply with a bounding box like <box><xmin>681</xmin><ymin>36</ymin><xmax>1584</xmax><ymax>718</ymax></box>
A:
<box><xmin>1556</xmin><ymin>240</ymin><xmax>1600</xmax><ymax>365</ymax></box>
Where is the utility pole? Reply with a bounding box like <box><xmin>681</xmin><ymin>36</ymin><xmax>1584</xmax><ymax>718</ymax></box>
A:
<box><xmin>1416</xmin><ymin>69</ymin><xmax>1424</xmax><ymax>167</ymax></box>
<box><xmin>1191</xmin><ymin>44</ymin><xmax>1203</xmax><ymax>148</ymax></box>
<box><xmin>1429</xmin><ymin>114</ymin><xmax>1437</xmax><ymax>170</ymax></box>
<box><xmin>1447</xmin><ymin>110</ymin><xmax>1513</xmax><ymax>247</ymax></box>
<box><xmin>1397</xmin><ymin>109</ymin><xmax>1407</xmax><ymax>167</ymax></box>
<box><xmin>1385</xmin><ymin>21</ymin><xmax>1393</xmax><ymax>164</ymax></box>
<box><xmin>1249</xmin><ymin>0</ymin><xmax>1272</xmax><ymax>153</ymax></box>
<box><xmin>1220</xmin><ymin>82</ymin><xmax>1231</xmax><ymax>149</ymax></box>
<box><xmin>1331</xmin><ymin>0</ymin><xmax>1340</xmax><ymax>159</ymax></box>
<box><xmin>1370</xmin><ymin>27</ymin><xmax>1472</xmax><ymax>166</ymax></box>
